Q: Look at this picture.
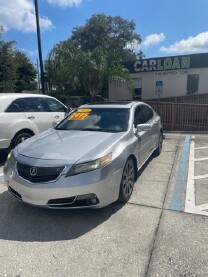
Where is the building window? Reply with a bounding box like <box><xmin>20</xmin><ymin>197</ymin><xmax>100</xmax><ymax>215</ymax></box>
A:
<box><xmin>187</xmin><ymin>74</ymin><xmax>199</xmax><ymax>95</ymax></box>
<box><xmin>133</xmin><ymin>78</ymin><xmax>142</xmax><ymax>99</ymax></box>
<box><xmin>134</xmin><ymin>88</ymin><xmax>142</xmax><ymax>99</ymax></box>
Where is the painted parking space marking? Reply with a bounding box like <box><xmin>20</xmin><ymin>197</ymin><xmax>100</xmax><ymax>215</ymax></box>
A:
<box><xmin>170</xmin><ymin>135</ymin><xmax>190</xmax><ymax>211</ymax></box>
<box><xmin>195</xmin><ymin>146</ymin><xmax>208</xmax><ymax>150</ymax></box>
<box><xmin>195</xmin><ymin>157</ymin><xmax>208</xmax><ymax>162</ymax></box>
<box><xmin>193</xmin><ymin>174</ymin><xmax>208</xmax><ymax>180</ymax></box>
<box><xmin>185</xmin><ymin>136</ymin><xmax>208</xmax><ymax>216</ymax></box>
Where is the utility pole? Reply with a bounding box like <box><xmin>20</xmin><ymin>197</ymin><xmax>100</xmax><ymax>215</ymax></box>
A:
<box><xmin>34</xmin><ymin>0</ymin><xmax>45</xmax><ymax>94</ymax></box>
<box><xmin>36</xmin><ymin>58</ymin><xmax>41</xmax><ymax>92</ymax></box>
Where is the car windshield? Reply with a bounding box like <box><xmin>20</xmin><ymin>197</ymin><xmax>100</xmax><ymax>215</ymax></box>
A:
<box><xmin>56</xmin><ymin>107</ymin><xmax>130</xmax><ymax>133</ymax></box>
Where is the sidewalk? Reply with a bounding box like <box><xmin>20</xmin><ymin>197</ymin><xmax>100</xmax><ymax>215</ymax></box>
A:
<box><xmin>147</xmin><ymin>134</ymin><xmax>208</xmax><ymax>277</ymax></box>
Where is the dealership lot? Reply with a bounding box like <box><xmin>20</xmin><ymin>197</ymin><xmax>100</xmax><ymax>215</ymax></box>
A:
<box><xmin>0</xmin><ymin>133</ymin><xmax>208</xmax><ymax>276</ymax></box>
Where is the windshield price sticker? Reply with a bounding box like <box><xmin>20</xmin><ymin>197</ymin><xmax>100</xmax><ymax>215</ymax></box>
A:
<box><xmin>77</xmin><ymin>109</ymin><xmax>91</xmax><ymax>113</ymax></box>
<box><xmin>68</xmin><ymin>109</ymin><xmax>91</xmax><ymax>121</ymax></box>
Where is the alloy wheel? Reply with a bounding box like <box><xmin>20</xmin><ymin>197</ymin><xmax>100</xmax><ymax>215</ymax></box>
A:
<box><xmin>119</xmin><ymin>158</ymin><xmax>136</xmax><ymax>202</ymax></box>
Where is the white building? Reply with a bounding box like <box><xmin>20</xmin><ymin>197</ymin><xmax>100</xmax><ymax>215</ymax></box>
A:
<box><xmin>109</xmin><ymin>53</ymin><xmax>208</xmax><ymax>101</ymax></box>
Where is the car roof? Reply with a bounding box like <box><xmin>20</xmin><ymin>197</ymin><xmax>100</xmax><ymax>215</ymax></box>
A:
<box><xmin>80</xmin><ymin>101</ymin><xmax>144</xmax><ymax>109</ymax></box>
<box><xmin>0</xmin><ymin>93</ymin><xmax>56</xmax><ymax>112</ymax></box>
<box><xmin>0</xmin><ymin>93</ymin><xmax>52</xmax><ymax>100</ymax></box>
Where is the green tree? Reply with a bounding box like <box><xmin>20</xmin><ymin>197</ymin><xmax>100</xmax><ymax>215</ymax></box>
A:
<box><xmin>47</xmin><ymin>42</ymin><xmax>108</xmax><ymax>97</ymax></box>
<box><xmin>46</xmin><ymin>40</ymin><xmax>81</xmax><ymax>93</ymax></box>
<box><xmin>79</xmin><ymin>47</ymin><xmax>107</xmax><ymax>97</ymax></box>
<box><xmin>46</xmin><ymin>14</ymin><xmax>139</xmax><ymax>98</ymax></box>
<box><xmin>0</xmin><ymin>27</ymin><xmax>37</xmax><ymax>93</ymax></box>
<box><xmin>0</xmin><ymin>26</ymin><xmax>17</xmax><ymax>92</ymax></box>
<box><xmin>15</xmin><ymin>51</ymin><xmax>37</xmax><ymax>92</ymax></box>
<box><xmin>47</xmin><ymin>41</ymin><xmax>133</xmax><ymax>98</ymax></box>
<box><xmin>71</xmin><ymin>13</ymin><xmax>142</xmax><ymax>63</ymax></box>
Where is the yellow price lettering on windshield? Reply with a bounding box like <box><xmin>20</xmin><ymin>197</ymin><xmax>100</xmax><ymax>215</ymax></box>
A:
<box><xmin>77</xmin><ymin>109</ymin><xmax>91</xmax><ymax>113</ymax></box>
<box><xmin>68</xmin><ymin>112</ymin><xmax>90</xmax><ymax>121</ymax></box>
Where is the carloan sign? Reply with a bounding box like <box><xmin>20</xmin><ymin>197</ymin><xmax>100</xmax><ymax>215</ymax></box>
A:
<box><xmin>134</xmin><ymin>56</ymin><xmax>190</xmax><ymax>72</ymax></box>
<box><xmin>122</xmin><ymin>53</ymin><xmax>208</xmax><ymax>73</ymax></box>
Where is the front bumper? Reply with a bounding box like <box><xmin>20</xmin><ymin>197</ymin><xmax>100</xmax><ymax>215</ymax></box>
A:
<box><xmin>4</xmin><ymin>161</ymin><xmax>123</xmax><ymax>209</ymax></box>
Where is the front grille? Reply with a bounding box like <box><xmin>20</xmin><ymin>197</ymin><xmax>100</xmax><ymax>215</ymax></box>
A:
<box><xmin>17</xmin><ymin>162</ymin><xmax>65</xmax><ymax>183</ymax></box>
<box><xmin>18</xmin><ymin>171</ymin><xmax>59</xmax><ymax>183</ymax></box>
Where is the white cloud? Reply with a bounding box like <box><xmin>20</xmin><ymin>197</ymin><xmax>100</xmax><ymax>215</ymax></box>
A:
<box><xmin>160</xmin><ymin>32</ymin><xmax>208</xmax><ymax>54</ymax></box>
<box><xmin>22</xmin><ymin>48</ymin><xmax>38</xmax><ymax>57</ymax></box>
<box><xmin>142</xmin><ymin>33</ymin><xmax>165</xmax><ymax>48</ymax></box>
<box><xmin>0</xmin><ymin>0</ymin><xmax>53</xmax><ymax>33</ymax></box>
<box><xmin>125</xmin><ymin>39</ymin><xmax>140</xmax><ymax>50</ymax></box>
<box><xmin>47</xmin><ymin>0</ymin><xmax>82</xmax><ymax>7</ymax></box>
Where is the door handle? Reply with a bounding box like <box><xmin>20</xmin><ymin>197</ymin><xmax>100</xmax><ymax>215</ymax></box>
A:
<box><xmin>54</xmin><ymin>115</ymin><xmax>59</xmax><ymax>119</ymax></box>
<box><xmin>28</xmin><ymin>116</ymin><xmax>35</xmax><ymax>120</ymax></box>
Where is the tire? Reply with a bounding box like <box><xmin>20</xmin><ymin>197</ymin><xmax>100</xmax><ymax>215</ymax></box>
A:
<box><xmin>12</xmin><ymin>132</ymin><xmax>32</xmax><ymax>148</ymax></box>
<box><xmin>118</xmin><ymin>157</ymin><xmax>136</xmax><ymax>202</ymax></box>
<box><xmin>154</xmin><ymin>132</ymin><xmax>163</xmax><ymax>156</ymax></box>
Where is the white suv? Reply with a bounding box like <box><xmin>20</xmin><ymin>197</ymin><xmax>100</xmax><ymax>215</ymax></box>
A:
<box><xmin>0</xmin><ymin>93</ymin><xmax>70</xmax><ymax>151</ymax></box>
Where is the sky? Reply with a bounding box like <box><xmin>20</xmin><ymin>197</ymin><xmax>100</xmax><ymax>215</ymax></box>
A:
<box><xmin>1</xmin><ymin>0</ymin><xmax>208</xmax><ymax>65</ymax></box>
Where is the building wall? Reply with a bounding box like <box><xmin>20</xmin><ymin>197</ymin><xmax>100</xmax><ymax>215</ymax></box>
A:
<box><xmin>108</xmin><ymin>53</ymin><xmax>208</xmax><ymax>101</ymax></box>
<box><xmin>109</xmin><ymin>80</ymin><xmax>133</xmax><ymax>101</ymax></box>
<box><xmin>109</xmin><ymin>68</ymin><xmax>208</xmax><ymax>101</ymax></box>
<box><xmin>197</xmin><ymin>68</ymin><xmax>208</xmax><ymax>94</ymax></box>
<box><xmin>132</xmin><ymin>69</ymin><xmax>190</xmax><ymax>99</ymax></box>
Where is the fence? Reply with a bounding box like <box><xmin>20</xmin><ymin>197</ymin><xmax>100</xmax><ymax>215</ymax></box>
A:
<box><xmin>145</xmin><ymin>101</ymin><xmax>208</xmax><ymax>132</ymax></box>
<box><xmin>146</xmin><ymin>93</ymin><xmax>208</xmax><ymax>104</ymax></box>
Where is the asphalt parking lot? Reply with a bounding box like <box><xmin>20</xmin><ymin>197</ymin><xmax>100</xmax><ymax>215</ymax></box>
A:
<box><xmin>0</xmin><ymin>133</ymin><xmax>208</xmax><ymax>276</ymax></box>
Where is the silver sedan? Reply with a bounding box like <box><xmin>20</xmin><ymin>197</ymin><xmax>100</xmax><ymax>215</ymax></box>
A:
<box><xmin>3</xmin><ymin>102</ymin><xmax>163</xmax><ymax>209</ymax></box>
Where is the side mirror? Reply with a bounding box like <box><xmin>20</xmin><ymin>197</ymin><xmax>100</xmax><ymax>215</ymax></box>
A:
<box><xmin>136</xmin><ymin>124</ymin><xmax>151</xmax><ymax>132</ymax></box>
<box><xmin>66</xmin><ymin>107</ymin><xmax>71</xmax><ymax>113</ymax></box>
<box><xmin>52</xmin><ymin>122</ymin><xmax>59</xmax><ymax>128</ymax></box>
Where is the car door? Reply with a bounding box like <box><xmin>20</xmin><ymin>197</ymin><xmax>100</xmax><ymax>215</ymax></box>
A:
<box><xmin>140</xmin><ymin>104</ymin><xmax>158</xmax><ymax>152</ymax></box>
<box><xmin>133</xmin><ymin>105</ymin><xmax>151</xmax><ymax>168</ymax></box>
<box><xmin>3</xmin><ymin>98</ymin><xmax>30</xmax><ymax>147</ymax></box>
<box><xmin>23</xmin><ymin>97</ymin><xmax>54</xmax><ymax>134</ymax></box>
<box><xmin>43</xmin><ymin>98</ymin><xmax>68</xmax><ymax>124</ymax></box>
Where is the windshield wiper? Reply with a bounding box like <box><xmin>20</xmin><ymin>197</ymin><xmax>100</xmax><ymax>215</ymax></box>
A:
<box><xmin>81</xmin><ymin>128</ymin><xmax>112</xmax><ymax>132</ymax></box>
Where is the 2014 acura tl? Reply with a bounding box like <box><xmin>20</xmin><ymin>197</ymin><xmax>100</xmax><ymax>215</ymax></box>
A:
<box><xmin>3</xmin><ymin>102</ymin><xmax>163</xmax><ymax>209</ymax></box>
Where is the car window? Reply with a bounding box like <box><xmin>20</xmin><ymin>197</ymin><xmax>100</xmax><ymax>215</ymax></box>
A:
<box><xmin>56</xmin><ymin>108</ymin><xmax>130</xmax><ymax>133</ymax></box>
<box><xmin>5</xmin><ymin>99</ymin><xmax>24</xmax><ymax>113</ymax></box>
<box><xmin>23</xmin><ymin>97</ymin><xmax>49</xmax><ymax>112</ymax></box>
<box><xmin>141</xmin><ymin>105</ymin><xmax>154</xmax><ymax>122</ymax></box>
<box><xmin>44</xmin><ymin>98</ymin><xmax>66</xmax><ymax>112</ymax></box>
<box><xmin>134</xmin><ymin>106</ymin><xmax>145</xmax><ymax>127</ymax></box>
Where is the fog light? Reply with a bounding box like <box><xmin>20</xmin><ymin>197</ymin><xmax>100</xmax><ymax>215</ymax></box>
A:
<box><xmin>90</xmin><ymin>198</ymin><xmax>98</xmax><ymax>204</ymax></box>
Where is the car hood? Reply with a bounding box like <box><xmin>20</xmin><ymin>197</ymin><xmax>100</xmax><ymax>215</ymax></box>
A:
<box><xmin>17</xmin><ymin>128</ymin><xmax>125</xmax><ymax>163</ymax></box>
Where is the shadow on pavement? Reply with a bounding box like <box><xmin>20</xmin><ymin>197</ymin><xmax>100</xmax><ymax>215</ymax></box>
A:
<box><xmin>0</xmin><ymin>190</ymin><xmax>124</xmax><ymax>242</ymax></box>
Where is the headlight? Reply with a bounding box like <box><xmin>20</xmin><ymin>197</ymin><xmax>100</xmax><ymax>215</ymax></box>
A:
<box><xmin>6</xmin><ymin>151</ymin><xmax>16</xmax><ymax>167</ymax></box>
<box><xmin>66</xmin><ymin>153</ymin><xmax>112</xmax><ymax>177</ymax></box>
